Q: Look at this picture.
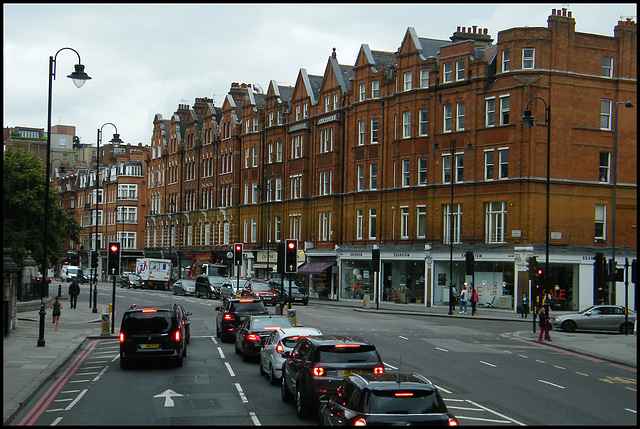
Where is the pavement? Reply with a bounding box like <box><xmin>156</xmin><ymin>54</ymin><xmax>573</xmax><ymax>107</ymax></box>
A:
<box><xmin>3</xmin><ymin>291</ymin><xmax>637</xmax><ymax>425</ymax></box>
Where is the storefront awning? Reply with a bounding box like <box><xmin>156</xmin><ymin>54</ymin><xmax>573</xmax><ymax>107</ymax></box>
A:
<box><xmin>297</xmin><ymin>261</ymin><xmax>335</xmax><ymax>275</ymax></box>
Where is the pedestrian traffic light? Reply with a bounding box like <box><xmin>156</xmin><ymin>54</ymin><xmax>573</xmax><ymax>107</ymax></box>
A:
<box><xmin>372</xmin><ymin>246</ymin><xmax>380</xmax><ymax>272</ymax></box>
<box><xmin>285</xmin><ymin>239</ymin><xmax>298</xmax><ymax>273</ymax></box>
<box><xmin>234</xmin><ymin>243</ymin><xmax>243</xmax><ymax>266</ymax></box>
<box><xmin>91</xmin><ymin>251</ymin><xmax>98</xmax><ymax>268</ymax></box>
<box><xmin>465</xmin><ymin>251</ymin><xmax>474</xmax><ymax>275</ymax></box>
<box><xmin>107</xmin><ymin>242</ymin><xmax>121</xmax><ymax>275</ymax></box>
<box><xmin>595</xmin><ymin>252</ymin><xmax>606</xmax><ymax>283</ymax></box>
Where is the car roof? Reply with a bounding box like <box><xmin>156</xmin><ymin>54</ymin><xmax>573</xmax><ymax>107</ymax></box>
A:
<box><xmin>350</xmin><ymin>373</ymin><xmax>436</xmax><ymax>390</ymax></box>
<box><xmin>303</xmin><ymin>334</ymin><xmax>373</xmax><ymax>346</ymax></box>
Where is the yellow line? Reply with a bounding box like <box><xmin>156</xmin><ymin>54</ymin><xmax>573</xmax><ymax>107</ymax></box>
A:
<box><xmin>553</xmin><ymin>365</ymin><xmax>565</xmax><ymax>370</ymax></box>
<box><xmin>535</xmin><ymin>359</ymin><xmax>546</xmax><ymax>364</ymax></box>
<box><xmin>503</xmin><ymin>350</ymin><xmax>512</xmax><ymax>354</ymax></box>
<box><xmin>518</xmin><ymin>354</ymin><xmax>528</xmax><ymax>359</ymax></box>
<box><xmin>625</xmin><ymin>387</ymin><xmax>636</xmax><ymax>392</ymax></box>
<box><xmin>575</xmin><ymin>372</ymin><xmax>589</xmax><ymax>377</ymax></box>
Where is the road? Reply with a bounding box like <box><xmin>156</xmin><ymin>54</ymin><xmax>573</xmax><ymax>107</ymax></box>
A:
<box><xmin>12</xmin><ymin>283</ymin><xmax>637</xmax><ymax>425</ymax></box>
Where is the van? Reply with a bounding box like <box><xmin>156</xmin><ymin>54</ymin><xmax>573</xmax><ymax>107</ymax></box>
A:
<box><xmin>61</xmin><ymin>265</ymin><xmax>83</xmax><ymax>283</ymax></box>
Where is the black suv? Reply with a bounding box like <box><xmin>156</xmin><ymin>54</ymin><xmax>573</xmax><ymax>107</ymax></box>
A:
<box><xmin>119</xmin><ymin>303</ymin><xmax>190</xmax><ymax>369</ymax></box>
<box><xmin>195</xmin><ymin>275</ymin><xmax>226</xmax><ymax>299</ymax></box>
<box><xmin>215</xmin><ymin>298</ymin><xmax>268</xmax><ymax>342</ymax></box>
<box><xmin>281</xmin><ymin>335</ymin><xmax>385</xmax><ymax>419</ymax></box>
<box><xmin>234</xmin><ymin>314</ymin><xmax>294</xmax><ymax>362</ymax></box>
<box><xmin>318</xmin><ymin>373</ymin><xmax>458</xmax><ymax>426</ymax></box>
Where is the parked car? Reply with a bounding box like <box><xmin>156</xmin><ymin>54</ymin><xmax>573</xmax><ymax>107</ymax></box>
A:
<box><xmin>120</xmin><ymin>272</ymin><xmax>142</xmax><ymax>289</ymax></box>
<box><xmin>173</xmin><ymin>279</ymin><xmax>196</xmax><ymax>296</ymax></box>
<box><xmin>118</xmin><ymin>303</ymin><xmax>190</xmax><ymax>369</ymax></box>
<box><xmin>270</xmin><ymin>279</ymin><xmax>309</xmax><ymax>305</ymax></box>
<box><xmin>552</xmin><ymin>305</ymin><xmax>636</xmax><ymax>334</ymax></box>
<box><xmin>281</xmin><ymin>335</ymin><xmax>385</xmax><ymax>419</ymax></box>
<box><xmin>215</xmin><ymin>298</ymin><xmax>268</xmax><ymax>342</ymax></box>
<box><xmin>195</xmin><ymin>275</ymin><xmax>226</xmax><ymax>299</ymax></box>
<box><xmin>260</xmin><ymin>326</ymin><xmax>322</xmax><ymax>385</ymax></box>
<box><xmin>241</xmin><ymin>278</ymin><xmax>278</xmax><ymax>306</ymax></box>
<box><xmin>234</xmin><ymin>314</ymin><xmax>294</xmax><ymax>362</ymax></box>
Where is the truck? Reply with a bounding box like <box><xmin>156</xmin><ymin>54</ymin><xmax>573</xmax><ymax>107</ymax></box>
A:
<box><xmin>135</xmin><ymin>258</ymin><xmax>171</xmax><ymax>290</ymax></box>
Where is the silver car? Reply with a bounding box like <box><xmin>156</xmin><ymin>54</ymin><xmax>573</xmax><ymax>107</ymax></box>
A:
<box><xmin>259</xmin><ymin>326</ymin><xmax>322</xmax><ymax>385</ymax></box>
<box><xmin>552</xmin><ymin>305</ymin><xmax>635</xmax><ymax>334</ymax></box>
<box><xmin>173</xmin><ymin>279</ymin><xmax>196</xmax><ymax>296</ymax></box>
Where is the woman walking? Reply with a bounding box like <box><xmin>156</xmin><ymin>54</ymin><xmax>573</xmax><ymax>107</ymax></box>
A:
<box><xmin>538</xmin><ymin>304</ymin><xmax>552</xmax><ymax>341</ymax></box>
<box><xmin>51</xmin><ymin>296</ymin><xmax>62</xmax><ymax>330</ymax></box>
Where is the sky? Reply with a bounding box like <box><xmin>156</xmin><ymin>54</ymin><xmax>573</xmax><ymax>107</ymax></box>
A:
<box><xmin>3</xmin><ymin>3</ymin><xmax>637</xmax><ymax>146</ymax></box>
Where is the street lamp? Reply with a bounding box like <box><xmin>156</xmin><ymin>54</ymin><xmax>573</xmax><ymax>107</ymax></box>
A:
<box><xmin>169</xmin><ymin>200</ymin><xmax>175</xmax><ymax>282</ymax></box>
<box><xmin>433</xmin><ymin>133</ymin><xmax>473</xmax><ymax>315</ymax></box>
<box><xmin>611</xmin><ymin>101</ymin><xmax>633</xmax><ymax>327</ymax></box>
<box><xmin>39</xmin><ymin>48</ymin><xmax>91</xmax><ymax>347</ymax></box>
<box><xmin>520</xmin><ymin>97</ymin><xmax>550</xmax><ymax>322</ymax></box>
<box><xmin>93</xmin><ymin>123</ymin><xmax>123</xmax><ymax>313</ymax></box>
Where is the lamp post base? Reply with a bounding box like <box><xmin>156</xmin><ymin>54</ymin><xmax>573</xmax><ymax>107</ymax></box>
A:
<box><xmin>37</xmin><ymin>303</ymin><xmax>46</xmax><ymax>347</ymax></box>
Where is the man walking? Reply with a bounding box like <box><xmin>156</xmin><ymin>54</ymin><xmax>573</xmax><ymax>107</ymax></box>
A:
<box><xmin>68</xmin><ymin>279</ymin><xmax>80</xmax><ymax>309</ymax></box>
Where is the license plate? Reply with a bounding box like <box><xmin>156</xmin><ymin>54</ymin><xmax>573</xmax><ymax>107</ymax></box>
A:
<box><xmin>140</xmin><ymin>344</ymin><xmax>160</xmax><ymax>349</ymax></box>
<box><xmin>339</xmin><ymin>369</ymin><xmax>362</xmax><ymax>376</ymax></box>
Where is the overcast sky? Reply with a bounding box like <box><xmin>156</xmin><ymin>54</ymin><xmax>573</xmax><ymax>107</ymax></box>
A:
<box><xmin>3</xmin><ymin>3</ymin><xmax>637</xmax><ymax>146</ymax></box>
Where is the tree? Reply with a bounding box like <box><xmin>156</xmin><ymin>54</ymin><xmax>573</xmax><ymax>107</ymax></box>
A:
<box><xmin>3</xmin><ymin>147</ymin><xmax>83</xmax><ymax>268</ymax></box>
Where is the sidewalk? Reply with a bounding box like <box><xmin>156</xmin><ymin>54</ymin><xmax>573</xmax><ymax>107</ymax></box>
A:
<box><xmin>3</xmin><ymin>296</ymin><xmax>636</xmax><ymax>425</ymax></box>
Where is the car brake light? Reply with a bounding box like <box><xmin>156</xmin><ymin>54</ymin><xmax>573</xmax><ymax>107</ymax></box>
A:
<box><xmin>448</xmin><ymin>417</ymin><xmax>459</xmax><ymax>426</ymax></box>
<box><xmin>239</xmin><ymin>299</ymin><xmax>254</xmax><ymax>303</ymax></box>
<box><xmin>395</xmin><ymin>392</ymin><xmax>413</xmax><ymax>397</ymax></box>
<box><xmin>334</xmin><ymin>344</ymin><xmax>360</xmax><ymax>348</ymax></box>
<box><xmin>142</xmin><ymin>309</ymin><xmax>157</xmax><ymax>313</ymax></box>
<box><xmin>276</xmin><ymin>341</ymin><xmax>284</xmax><ymax>354</ymax></box>
<box><xmin>312</xmin><ymin>366</ymin><xmax>325</xmax><ymax>377</ymax></box>
<box><xmin>373</xmin><ymin>366</ymin><xmax>384</xmax><ymax>374</ymax></box>
<box><xmin>174</xmin><ymin>330</ymin><xmax>181</xmax><ymax>341</ymax></box>
<box><xmin>264</xmin><ymin>326</ymin><xmax>280</xmax><ymax>330</ymax></box>
<box><xmin>247</xmin><ymin>333</ymin><xmax>260</xmax><ymax>341</ymax></box>
<box><xmin>354</xmin><ymin>417</ymin><xmax>367</xmax><ymax>426</ymax></box>
<box><xmin>119</xmin><ymin>332</ymin><xmax>125</xmax><ymax>343</ymax></box>
<box><xmin>224</xmin><ymin>314</ymin><xmax>234</xmax><ymax>321</ymax></box>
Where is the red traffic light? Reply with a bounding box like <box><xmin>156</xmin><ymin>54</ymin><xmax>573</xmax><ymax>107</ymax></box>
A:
<box><xmin>287</xmin><ymin>241</ymin><xmax>296</xmax><ymax>250</ymax></box>
<box><xmin>537</xmin><ymin>269</ymin><xmax>542</xmax><ymax>275</ymax></box>
<box><xmin>110</xmin><ymin>244</ymin><xmax>119</xmax><ymax>252</ymax></box>
<box><xmin>235</xmin><ymin>244</ymin><xmax>242</xmax><ymax>251</ymax></box>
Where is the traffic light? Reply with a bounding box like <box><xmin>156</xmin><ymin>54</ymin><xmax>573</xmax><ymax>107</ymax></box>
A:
<box><xmin>285</xmin><ymin>239</ymin><xmax>298</xmax><ymax>273</ymax></box>
<box><xmin>107</xmin><ymin>242</ymin><xmax>121</xmax><ymax>275</ymax></box>
<box><xmin>527</xmin><ymin>256</ymin><xmax>538</xmax><ymax>282</ymax></box>
<box><xmin>372</xmin><ymin>246</ymin><xmax>380</xmax><ymax>272</ymax></box>
<box><xmin>91</xmin><ymin>251</ymin><xmax>98</xmax><ymax>268</ymax></box>
<box><xmin>595</xmin><ymin>253</ymin><xmax>606</xmax><ymax>283</ymax></box>
<box><xmin>465</xmin><ymin>251</ymin><xmax>474</xmax><ymax>275</ymax></box>
<box><xmin>234</xmin><ymin>243</ymin><xmax>243</xmax><ymax>266</ymax></box>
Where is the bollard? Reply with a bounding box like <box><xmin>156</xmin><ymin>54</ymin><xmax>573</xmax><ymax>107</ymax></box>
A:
<box><xmin>363</xmin><ymin>294</ymin><xmax>370</xmax><ymax>309</ymax></box>
<box><xmin>101</xmin><ymin>313</ymin><xmax>110</xmax><ymax>336</ymax></box>
<box><xmin>288</xmin><ymin>309</ymin><xmax>297</xmax><ymax>326</ymax></box>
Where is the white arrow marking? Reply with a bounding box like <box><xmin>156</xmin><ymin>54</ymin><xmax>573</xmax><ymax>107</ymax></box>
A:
<box><xmin>154</xmin><ymin>389</ymin><xmax>183</xmax><ymax>407</ymax></box>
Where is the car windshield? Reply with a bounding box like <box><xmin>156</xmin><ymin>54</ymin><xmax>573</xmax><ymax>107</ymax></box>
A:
<box><xmin>251</xmin><ymin>316</ymin><xmax>293</xmax><ymax>330</ymax></box>
<box><xmin>317</xmin><ymin>345</ymin><xmax>380</xmax><ymax>363</ymax></box>
<box><xmin>129</xmin><ymin>274</ymin><xmax>141</xmax><ymax>280</ymax></box>
<box><xmin>369</xmin><ymin>390</ymin><xmax>447</xmax><ymax>414</ymax></box>
<box><xmin>207</xmin><ymin>276</ymin><xmax>226</xmax><ymax>285</ymax></box>
<box><xmin>122</xmin><ymin>311</ymin><xmax>172</xmax><ymax>334</ymax></box>
<box><xmin>230</xmin><ymin>302</ymin><xmax>267</xmax><ymax>314</ymax></box>
<box><xmin>180</xmin><ymin>280</ymin><xmax>196</xmax><ymax>287</ymax></box>
<box><xmin>251</xmin><ymin>282</ymin><xmax>271</xmax><ymax>291</ymax></box>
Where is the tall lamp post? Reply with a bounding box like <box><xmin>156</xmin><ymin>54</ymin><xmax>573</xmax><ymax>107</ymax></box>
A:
<box><xmin>520</xmin><ymin>97</ymin><xmax>550</xmax><ymax>317</ymax></box>
<box><xmin>169</xmin><ymin>200</ymin><xmax>175</xmax><ymax>281</ymax></box>
<box><xmin>38</xmin><ymin>48</ymin><xmax>91</xmax><ymax>347</ymax></box>
<box><xmin>433</xmin><ymin>133</ymin><xmax>472</xmax><ymax>315</ymax></box>
<box><xmin>611</xmin><ymin>101</ymin><xmax>633</xmax><ymax>328</ymax></box>
<box><xmin>93</xmin><ymin>123</ymin><xmax>123</xmax><ymax>313</ymax></box>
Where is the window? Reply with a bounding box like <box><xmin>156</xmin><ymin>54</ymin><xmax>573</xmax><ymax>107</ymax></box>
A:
<box><xmin>499</xmin><ymin>148</ymin><xmax>509</xmax><ymax>179</ymax></box>
<box><xmin>456</xmin><ymin>102</ymin><xmax>465</xmax><ymax>131</ymax></box>
<box><xmin>371</xmin><ymin>81</ymin><xmax>379</xmax><ymax>98</ymax></box>
<box><xmin>320</xmin><ymin>170</ymin><xmax>332</xmax><ymax>196</ymax></box>
<box><xmin>252</xmin><ymin>183</ymin><xmax>259</xmax><ymax>204</ymax></box>
<box><xmin>319</xmin><ymin>211</ymin><xmax>331</xmax><ymax>241</ymax></box>
<box><xmin>370</xmin><ymin>118</ymin><xmax>379</xmax><ymax>143</ymax></box>
<box><xmin>290</xmin><ymin>174</ymin><xmax>302</xmax><ymax>199</ymax></box>
<box><xmin>485</xmin><ymin>201</ymin><xmax>506</xmax><ymax>244</ymax></box>
<box><xmin>500</xmin><ymin>95</ymin><xmax>510</xmax><ymax>125</ymax></box>
<box><xmin>419</xmin><ymin>109</ymin><xmax>429</xmax><ymax>136</ymax></box>
<box><xmin>403</xmin><ymin>71</ymin><xmax>412</xmax><ymax>91</ymax></box>
<box><xmin>502</xmin><ymin>49</ymin><xmax>510</xmax><ymax>72</ymax></box>
<box><xmin>485</xmin><ymin>150</ymin><xmax>494</xmax><ymax>180</ymax></box>
<box><xmin>402</xmin><ymin>111</ymin><xmax>411</xmax><ymax>138</ymax></box>
<box><xmin>325</xmin><ymin>96</ymin><xmax>330</xmax><ymax>112</ymax></box>
<box><xmin>277</xmin><ymin>110</ymin><xmax>284</xmax><ymax>125</ymax></box>
<box><xmin>303</xmin><ymin>103</ymin><xmax>308</xmax><ymax>118</ymax></box>
<box><xmin>274</xmin><ymin>216</ymin><xmax>281</xmax><ymax>242</ymax></box>
<box><xmin>417</xmin><ymin>206</ymin><xmax>426</xmax><ymax>238</ymax></box>
<box><xmin>291</xmin><ymin>135</ymin><xmax>303</xmax><ymax>159</ymax></box>
<box><xmin>602</xmin><ymin>57</ymin><xmax>613</xmax><ymax>78</ymax></box>
<box><xmin>368</xmin><ymin>208</ymin><xmax>377</xmax><ymax>240</ymax></box>
<box><xmin>357</xmin><ymin>165</ymin><xmax>364</xmax><ymax>191</ymax></box>
<box><xmin>443</xmin><ymin>62</ymin><xmax>452</xmax><ymax>83</ymax></box>
<box><xmin>118</xmin><ymin>184</ymin><xmax>138</xmax><ymax>200</ymax></box>
<box><xmin>244</xmin><ymin>148</ymin><xmax>250</xmax><ymax>168</ymax></box>
<box><xmin>252</xmin><ymin>147</ymin><xmax>258</xmax><ymax>167</ymax></box>
<box><xmin>442</xmin><ymin>153</ymin><xmax>463</xmax><ymax>184</ymax></box>
<box><xmin>251</xmin><ymin>218</ymin><xmax>257</xmax><ymax>243</ymax></box>
<box><xmin>274</xmin><ymin>178</ymin><xmax>282</xmax><ymax>201</ymax></box>
<box><xmin>333</xmin><ymin>94</ymin><xmax>339</xmax><ymax>110</ymax></box>
<box><xmin>369</xmin><ymin>163</ymin><xmax>378</xmax><ymax>190</ymax></box>
<box><xmin>268</xmin><ymin>142</ymin><xmax>273</xmax><ymax>163</ymax></box>
<box><xmin>443</xmin><ymin>104</ymin><xmax>452</xmax><ymax>132</ymax></box>
<box><xmin>523</xmin><ymin>48</ymin><xmax>535</xmax><ymax>69</ymax></box>
<box><xmin>420</xmin><ymin>69</ymin><xmax>429</xmax><ymax>88</ymax></box>
<box><xmin>269</xmin><ymin>112</ymin><xmax>274</xmax><ymax>126</ymax></box>
<box><xmin>356</xmin><ymin>209</ymin><xmax>363</xmax><ymax>240</ymax></box>
<box><xmin>600</xmin><ymin>99</ymin><xmax>612</xmax><ymax>130</ymax></box>
<box><xmin>418</xmin><ymin>157</ymin><xmax>427</xmax><ymax>186</ymax></box>
<box><xmin>456</xmin><ymin>60</ymin><xmax>465</xmax><ymax>81</ymax></box>
<box><xmin>442</xmin><ymin>154</ymin><xmax>452</xmax><ymax>184</ymax></box>
<box><xmin>444</xmin><ymin>203</ymin><xmax>461</xmax><ymax>244</ymax></box>
<box><xmin>245</xmin><ymin>119</ymin><xmax>250</xmax><ymax>134</ymax></box>
<box><xmin>295</xmin><ymin>105</ymin><xmax>300</xmax><ymax>120</ymax></box>
<box><xmin>253</xmin><ymin>118</ymin><xmax>259</xmax><ymax>132</ymax></box>
<box><xmin>402</xmin><ymin>159</ymin><xmax>410</xmax><ymax>187</ymax></box>
<box><xmin>400</xmin><ymin>207</ymin><xmax>409</xmax><ymax>239</ymax></box>
<box><xmin>244</xmin><ymin>183</ymin><xmax>249</xmax><ymax>204</ymax></box>
<box><xmin>595</xmin><ymin>204</ymin><xmax>606</xmax><ymax>240</ymax></box>
<box><xmin>486</xmin><ymin>98</ymin><xmax>496</xmax><ymax>127</ymax></box>
<box><xmin>359</xmin><ymin>83</ymin><xmax>366</xmax><ymax>101</ymax></box>
<box><xmin>358</xmin><ymin>120</ymin><xmax>365</xmax><ymax>145</ymax></box>
<box><xmin>320</xmin><ymin>128</ymin><xmax>333</xmax><ymax>153</ymax></box>
<box><xmin>276</xmin><ymin>141</ymin><xmax>283</xmax><ymax>162</ymax></box>
<box><xmin>599</xmin><ymin>152</ymin><xmax>610</xmax><ymax>182</ymax></box>
<box><xmin>455</xmin><ymin>153</ymin><xmax>464</xmax><ymax>182</ymax></box>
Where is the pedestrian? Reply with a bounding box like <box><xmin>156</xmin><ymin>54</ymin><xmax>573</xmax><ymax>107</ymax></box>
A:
<box><xmin>538</xmin><ymin>304</ymin><xmax>552</xmax><ymax>341</ymax></box>
<box><xmin>68</xmin><ymin>279</ymin><xmax>80</xmax><ymax>309</ymax></box>
<box><xmin>451</xmin><ymin>284</ymin><xmax>458</xmax><ymax>308</ymax></box>
<box><xmin>471</xmin><ymin>285</ymin><xmax>479</xmax><ymax>316</ymax></box>
<box><xmin>521</xmin><ymin>293</ymin><xmax>530</xmax><ymax>319</ymax></box>
<box><xmin>51</xmin><ymin>296</ymin><xmax>62</xmax><ymax>330</ymax></box>
<box><xmin>459</xmin><ymin>286</ymin><xmax>468</xmax><ymax>314</ymax></box>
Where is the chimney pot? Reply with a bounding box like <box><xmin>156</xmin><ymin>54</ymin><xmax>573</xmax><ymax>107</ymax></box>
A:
<box><xmin>457</xmin><ymin>26</ymin><xmax>461</xmax><ymax>32</ymax></box>
<box><xmin>552</xmin><ymin>9</ymin><xmax>556</xmax><ymax>15</ymax></box>
<box><xmin>473</xmin><ymin>25</ymin><xmax>477</xmax><ymax>33</ymax></box>
<box><xmin>568</xmin><ymin>11</ymin><xmax>572</xmax><ymax>18</ymax></box>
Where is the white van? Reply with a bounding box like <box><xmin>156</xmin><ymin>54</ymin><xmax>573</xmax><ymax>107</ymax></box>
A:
<box><xmin>61</xmin><ymin>265</ymin><xmax>82</xmax><ymax>283</ymax></box>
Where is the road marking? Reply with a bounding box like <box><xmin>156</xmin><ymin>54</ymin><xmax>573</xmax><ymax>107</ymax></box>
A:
<box><xmin>218</xmin><ymin>347</ymin><xmax>226</xmax><ymax>359</ymax></box>
<box><xmin>225</xmin><ymin>362</ymin><xmax>235</xmax><ymax>377</ymax></box>
<box><xmin>465</xmin><ymin>400</ymin><xmax>525</xmax><ymax>426</ymax></box>
<box><xmin>249</xmin><ymin>411</ymin><xmax>261</xmax><ymax>425</ymax></box>
<box><xmin>74</xmin><ymin>372</ymin><xmax>99</xmax><ymax>376</ymax></box>
<box><xmin>65</xmin><ymin>389</ymin><xmax>87</xmax><ymax>410</ymax></box>
<box><xmin>398</xmin><ymin>335</ymin><xmax>409</xmax><ymax>340</ymax></box>
<box><xmin>209</xmin><ymin>336</ymin><xmax>218</xmax><ymax>344</ymax></box>
<box><xmin>435</xmin><ymin>384</ymin><xmax>452</xmax><ymax>394</ymax></box>
<box><xmin>625</xmin><ymin>387</ymin><xmax>636</xmax><ymax>392</ymax></box>
<box><xmin>153</xmin><ymin>389</ymin><xmax>183</xmax><ymax>407</ymax></box>
<box><xmin>479</xmin><ymin>361</ymin><xmax>497</xmax><ymax>368</ymax></box>
<box><xmin>553</xmin><ymin>365</ymin><xmax>565</xmax><ymax>370</ymax></box>
<box><xmin>457</xmin><ymin>415</ymin><xmax>514</xmax><ymax>424</ymax></box>
<box><xmin>93</xmin><ymin>366</ymin><xmax>108</xmax><ymax>382</ymax></box>
<box><xmin>235</xmin><ymin>383</ymin><xmax>248</xmax><ymax>403</ymax></box>
<box><xmin>51</xmin><ymin>417</ymin><xmax>63</xmax><ymax>426</ymax></box>
<box><xmin>435</xmin><ymin>347</ymin><xmax>449</xmax><ymax>352</ymax></box>
<box><xmin>538</xmin><ymin>379</ymin><xmax>565</xmax><ymax>389</ymax></box>
<box><xmin>517</xmin><ymin>354</ymin><xmax>528</xmax><ymax>359</ymax></box>
<box><xmin>69</xmin><ymin>379</ymin><xmax>91</xmax><ymax>383</ymax></box>
<box><xmin>625</xmin><ymin>408</ymin><xmax>637</xmax><ymax>414</ymax></box>
<box><xmin>575</xmin><ymin>372</ymin><xmax>589</xmax><ymax>377</ymax></box>
<box><xmin>384</xmin><ymin>362</ymin><xmax>397</xmax><ymax>370</ymax></box>
<box><xmin>535</xmin><ymin>359</ymin><xmax>546</xmax><ymax>364</ymax></box>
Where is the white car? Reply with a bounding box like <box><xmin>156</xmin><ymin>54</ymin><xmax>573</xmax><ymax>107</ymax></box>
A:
<box><xmin>259</xmin><ymin>326</ymin><xmax>322</xmax><ymax>385</ymax></box>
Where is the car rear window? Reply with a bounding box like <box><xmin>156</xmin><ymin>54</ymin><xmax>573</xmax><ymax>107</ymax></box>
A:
<box><xmin>251</xmin><ymin>317</ymin><xmax>293</xmax><ymax>330</ymax></box>
<box><xmin>369</xmin><ymin>389</ymin><xmax>447</xmax><ymax>414</ymax></box>
<box><xmin>122</xmin><ymin>311</ymin><xmax>173</xmax><ymax>334</ymax></box>
<box><xmin>316</xmin><ymin>345</ymin><xmax>380</xmax><ymax>363</ymax></box>
<box><xmin>230</xmin><ymin>302</ymin><xmax>267</xmax><ymax>313</ymax></box>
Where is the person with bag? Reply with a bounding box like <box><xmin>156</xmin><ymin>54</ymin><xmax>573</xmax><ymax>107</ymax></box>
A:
<box><xmin>459</xmin><ymin>286</ymin><xmax>468</xmax><ymax>314</ymax></box>
<box><xmin>51</xmin><ymin>296</ymin><xmax>62</xmax><ymax>330</ymax></box>
<box><xmin>471</xmin><ymin>285</ymin><xmax>479</xmax><ymax>316</ymax></box>
<box><xmin>538</xmin><ymin>304</ymin><xmax>552</xmax><ymax>341</ymax></box>
<box><xmin>68</xmin><ymin>279</ymin><xmax>80</xmax><ymax>309</ymax></box>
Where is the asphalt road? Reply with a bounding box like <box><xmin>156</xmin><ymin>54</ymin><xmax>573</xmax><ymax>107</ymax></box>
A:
<box><xmin>12</xmin><ymin>286</ymin><xmax>637</xmax><ymax>426</ymax></box>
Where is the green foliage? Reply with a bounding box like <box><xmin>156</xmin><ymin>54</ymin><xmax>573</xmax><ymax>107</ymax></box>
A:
<box><xmin>2</xmin><ymin>147</ymin><xmax>82</xmax><ymax>268</ymax></box>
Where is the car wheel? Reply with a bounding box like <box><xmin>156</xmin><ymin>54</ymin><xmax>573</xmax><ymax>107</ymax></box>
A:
<box><xmin>296</xmin><ymin>384</ymin><xmax>311</xmax><ymax>419</ymax></box>
<box><xmin>620</xmin><ymin>322</ymin><xmax>634</xmax><ymax>334</ymax></box>
<box><xmin>269</xmin><ymin>364</ymin><xmax>279</xmax><ymax>386</ymax></box>
<box><xmin>281</xmin><ymin>375</ymin><xmax>293</xmax><ymax>402</ymax></box>
<box><xmin>562</xmin><ymin>320</ymin><xmax>577</xmax><ymax>332</ymax></box>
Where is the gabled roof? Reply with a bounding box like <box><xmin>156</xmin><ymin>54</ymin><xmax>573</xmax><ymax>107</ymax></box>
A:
<box><xmin>328</xmin><ymin>56</ymin><xmax>354</xmax><ymax>93</ymax></box>
<box><xmin>299</xmin><ymin>68</ymin><xmax>323</xmax><ymax>105</ymax></box>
